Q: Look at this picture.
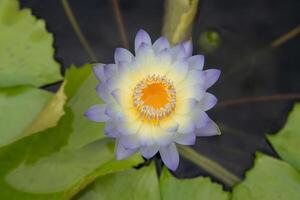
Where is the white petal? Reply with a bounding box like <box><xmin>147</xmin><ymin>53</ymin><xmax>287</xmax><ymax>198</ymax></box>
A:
<box><xmin>180</xmin><ymin>69</ymin><xmax>205</xmax><ymax>88</ymax></box>
<box><xmin>160</xmin><ymin>118</ymin><xmax>179</xmax><ymax>132</ymax></box>
<box><xmin>189</xmin><ymin>84</ymin><xmax>206</xmax><ymax>100</ymax></box>
<box><xmin>136</xmin><ymin>43</ymin><xmax>155</xmax><ymax>65</ymax></box>
<box><xmin>173</xmin><ymin>114</ymin><xmax>195</xmax><ymax>134</ymax></box>
<box><xmin>175</xmin><ymin>98</ymin><xmax>198</xmax><ymax>114</ymax></box>
<box><xmin>153</xmin><ymin>36</ymin><xmax>170</xmax><ymax>53</ymax></box>
<box><xmin>156</xmin><ymin>48</ymin><xmax>172</xmax><ymax>67</ymax></box>
<box><xmin>167</xmin><ymin>59</ymin><xmax>189</xmax><ymax>84</ymax></box>
<box><xmin>138</xmin><ymin>124</ymin><xmax>155</xmax><ymax>146</ymax></box>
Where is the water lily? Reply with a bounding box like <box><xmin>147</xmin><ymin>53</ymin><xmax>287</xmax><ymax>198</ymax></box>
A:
<box><xmin>85</xmin><ymin>29</ymin><xmax>221</xmax><ymax>171</ymax></box>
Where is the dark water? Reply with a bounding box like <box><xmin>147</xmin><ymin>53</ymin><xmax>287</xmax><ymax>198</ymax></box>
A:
<box><xmin>20</xmin><ymin>0</ymin><xmax>300</xmax><ymax>188</ymax></box>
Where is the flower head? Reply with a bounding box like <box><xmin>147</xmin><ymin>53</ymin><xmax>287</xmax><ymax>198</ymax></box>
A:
<box><xmin>85</xmin><ymin>29</ymin><xmax>221</xmax><ymax>171</ymax></box>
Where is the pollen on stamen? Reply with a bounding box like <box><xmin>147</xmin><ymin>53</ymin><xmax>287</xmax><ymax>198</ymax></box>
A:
<box><xmin>133</xmin><ymin>74</ymin><xmax>176</xmax><ymax>122</ymax></box>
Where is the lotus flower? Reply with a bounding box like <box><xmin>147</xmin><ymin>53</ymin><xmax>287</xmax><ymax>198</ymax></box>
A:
<box><xmin>85</xmin><ymin>29</ymin><xmax>221</xmax><ymax>171</ymax></box>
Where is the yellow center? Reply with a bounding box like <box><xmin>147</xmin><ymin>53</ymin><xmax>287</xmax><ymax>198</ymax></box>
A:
<box><xmin>141</xmin><ymin>83</ymin><xmax>169</xmax><ymax>109</ymax></box>
<box><xmin>133</xmin><ymin>75</ymin><xmax>176</xmax><ymax>122</ymax></box>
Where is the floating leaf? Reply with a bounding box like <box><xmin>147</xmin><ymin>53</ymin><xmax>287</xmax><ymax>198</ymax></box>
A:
<box><xmin>268</xmin><ymin>104</ymin><xmax>300</xmax><ymax>172</ymax></box>
<box><xmin>232</xmin><ymin>153</ymin><xmax>300</xmax><ymax>200</ymax></box>
<box><xmin>0</xmin><ymin>0</ymin><xmax>62</xmax><ymax>87</ymax></box>
<box><xmin>75</xmin><ymin>164</ymin><xmax>160</xmax><ymax>200</ymax></box>
<box><xmin>0</xmin><ymin>65</ymin><xmax>143</xmax><ymax>200</ymax></box>
<box><xmin>0</xmin><ymin>86</ymin><xmax>52</xmax><ymax>147</ymax></box>
<box><xmin>162</xmin><ymin>0</ymin><xmax>199</xmax><ymax>44</ymax></box>
<box><xmin>160</xmin><ymin>167</ymin><xmax>229</xmax><ymax>200</ymax></box>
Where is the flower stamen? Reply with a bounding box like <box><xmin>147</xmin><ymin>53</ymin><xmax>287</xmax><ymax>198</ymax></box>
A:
<box><xmin>133</xmin><ymin>74</ymin><xmax>176</xmax><ymax>122</ymax></box>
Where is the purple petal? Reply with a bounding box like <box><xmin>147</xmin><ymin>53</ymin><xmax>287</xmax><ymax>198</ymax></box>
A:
<box><xmin>203</xmin><ymin>69</ymin><xmax>221</xmax><ymax>89</ymax></box>
<box><xmin>93</xmin><ymin>64</ymin><xmax>106</xmax><ymax>82</ymax></box>
<box><xmin>199</xmin><ymin>93</ymin><xmax>218</xmax><ymax>111</ymax></box>
<box><xmin>103</xmin><ymin>64</ymin><xmax>118</xmax><ymax>79</ymax></box>
<box><xmin>116</xmin><ymin>141</ymin><xmax>137</xmax><ymax>160</ymax></box>
<box><xmin>96</xmin><ymin>83</ymin><xmax>113</xmax><ymax>103</ymax></box>
<box><xmin>85</xmin><ymin>104</ymin><xmax>109</xmax><ymax>122</ymax></box>
<box><xmin>159</xmin><ymin>143</ymin><xmax>179</xmax><ymax>171</ymax></box>
<box><xmin>193</xmin><ymin>110</ymin><xmax>210</xmax><ymax>129</ymax></box>
<box><xmin>104</xmin><ymin>122</ymin><xmax>120</xmax><ymax>138</ymax></box>
<box><xmin>170</xmin><ymin>43</ymin><xmax>187</xmax><ymax>61</ymax></box>
<box><xmin>140</xmin><ymin>145</ymin><xmax>159</xmax><ymax>159</ymax></box>
<box><xmin>119</xmin><ymin>134</ymin><xmax>140</xmax><ymax>149</ymax></box>
<box><xmin>175</xmin><ymin>133</ymin><xmax>196</xmax><ymax>145</ymax></box>
<box><xmin>105</xmin><ymin>103</ymin><xmax>124</xmax><ymax>121</ymax></box>
<box><xmin>187</xmin><ymin>55</ymin><xmax>204</xmax><ymax>70</ymax></box>
<box><xmin>190</xmin><ymin>84</ymin><xmax>206</xmax><ymax>100</ymax></box>
<box><xmin>153</xmin><ymin>36</ymin><xmax>170</xmax><ymax>53</ymax></box>
<box><xmin>105</xmin><ymin>77</ymin><xmax>118</xmax><ymax>92</ymax></box>
<box><xmin>135</xmin><ymin>29</ymin><xmax>152</xmax><ymax>53</ymax></box>
<box><xmin>182</xmin><ymin>41</ymin><xmax>193</xmax><ymax>56</ymax></box>
<box><xmin>195</xmin><ymin>119</ymin><xmax>221</xmax><ymax>136</ymax></box>
<box><xmin>194</xmin><ymin>109</ymin><xmax>211</xmax><ymax>129</ymax></box>
<box><xmin>114</xmin><ymin>48</ymin><xmax>133</xmax><ymax>63</ymax></box>
<box><xmin>117</xmin><ymin>61</ymin><xmax>130</xmax><ymax>75</ymax></box>
<box><xmin>111</xmin><ymin>89</ymin><xmax>122</xmax><ymax>105</ymax></box>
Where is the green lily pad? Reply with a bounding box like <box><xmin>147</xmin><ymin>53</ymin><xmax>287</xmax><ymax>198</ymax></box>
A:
<box><xmin>0</xmin><ymin>86</ymin><xmax>53</xmax><ymax>147</ymax></box>
<box><xmin>160</xmin><ymin>167</ymin><xmax>229</xmax><ymax>200</ymax></box>
<box><xmin>268</xmin><ymin>104</ymin><xmax>300</xmax><ymax>172</ymax></box>
<box><xmin>162</xmin><ymin>0</ymin><xmax>199</xmax><ymax>44</ymax></box>
<box><xmin>0</xmin><ymin>65</ymin><xmax>143</xmax><ymax>200</ymax></box>
<box><xmin>0</xmin><ymin>0</ymin><xmax>62</xmax><ymax>87</ymax></box>
<box><xmin>232</xmin><ymin>153</ymin><xmax>300</xmax><ymax>200</ymax></box>
<box><xmin>75</xmin><ymin>164</ymin><xmax>160</xmax><ymax>200</ymax></box>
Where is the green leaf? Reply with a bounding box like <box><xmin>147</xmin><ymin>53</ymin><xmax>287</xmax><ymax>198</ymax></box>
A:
<box><xmin>162</xmin><ymin>0</ymin><xmax>199</xmax><ymax>44</ymax></box>
<box><xmin>0</xmin><ymin>0</ymin><xmax>62</xmax><ymax>87</ymax></box>
<box><xmin>232</xmin><ymin>153</ymin><xmax>300</xmax><ymax>200</ymax></box>
<box><xmin>64</xmin><ymin>65</ymin><xmax>107</xmax><ymax>149</ymax></box>
<box><xmin>0</xmin><ymin>86</ymin><xmax>53</xmax><ymax>147</ymax></box>
<box><xmin>0</xmin><ymin>65</ymin><xmax>143</xmax><ymax>200</ymax></box>
<box><xmin>268</xmin><ymin>104</ymin><xmax>300</xmax><ymax>172</ymax></box>
<box><xmin>160</xmin><ymin>167</ymin><xmax>229</xmax><ymax>200</ymax></box>
<box><xmin>75</xmin><ymin>164</ymin><xmax>160</xmax><ymax>200</ymax></box>
<box><xmin>22</xmin><ymin>81</ymin><xmax>67</xmax><ymax>136</ymax></box>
